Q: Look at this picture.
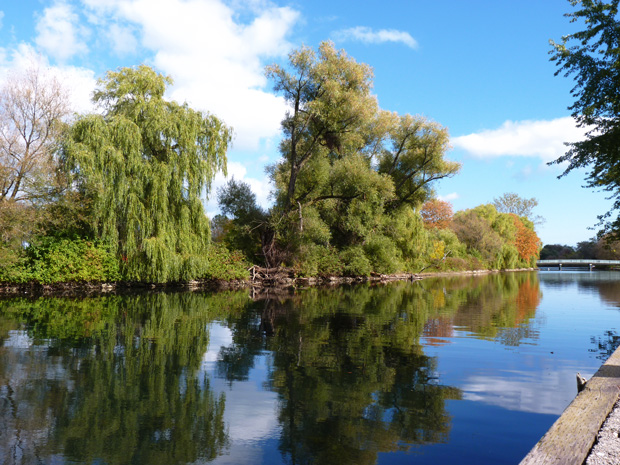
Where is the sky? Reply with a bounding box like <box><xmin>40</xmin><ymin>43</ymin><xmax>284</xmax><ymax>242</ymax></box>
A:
<box><xmin>0</xmin><ymin>0</ymin><xmax>612</xmax><ymax>246</ymax></box>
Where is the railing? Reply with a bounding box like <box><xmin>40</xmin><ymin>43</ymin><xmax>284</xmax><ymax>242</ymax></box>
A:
<box><xmin>537</xmin><ymin>259</ymin><xmax>620</xmax><ymax>266</ymax></box>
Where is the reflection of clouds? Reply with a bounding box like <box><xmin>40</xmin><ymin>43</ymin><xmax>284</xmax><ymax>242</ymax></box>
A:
<box><xmin>214</xmin><ymin>376</ymin><xmax>278</xmax><ymax>443</ymax></box>
<box><xmin>4</xmin><ymin>330</ymin><xmax>33</xmax><ymax>349</ymax></box>
<box><xmin>461</xmin><ymin>364</ymin><xmax>590</xmax><ymax>415</ymax></box>
<box><xmin>2</xmin><ymin>331</ymin><xmax>72</xmax><ymax>386</ymax></box>
<box><xmin>202</xmin><ymin>324</ymin><xmax>233</xmax><ymax>365</ymax></box>
<box><xmin>201</xmin><ymin>323</ymin><xmax>280</xmax><ymax>465</ymax></box>
<box><xmin>0</xmin><ymin>333</ymin><xmax>74</xmax><ymax>462</ymax></box>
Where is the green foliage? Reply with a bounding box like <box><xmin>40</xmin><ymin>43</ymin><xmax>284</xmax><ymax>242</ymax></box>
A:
<box><xmin>550</xmin><ymin>0</ymin><xmax>620</xmax><ymax>236</ymax></box>
<box><xmin>543</xmin><ymin>236</ymin><xmax>620</xmax><ymax>260</ymax></box>
<box><xmin>63</xmin><ymin>65</ymin><xmax>231</xmax><ymax>282</ymax></box>
<box><xmin>215</xmin><ymin>178</ymin><xmax>268</xmax><ymax>264</ymax></box>
<box><xmin>340</xmin><ymin>246</ymin><xmax>373</xmax><ymax>276</ymax></box>
<box><xmin>378</xmin><ymin>113</ymin><xmax>460</xmax><ymax>210</ymax></box>
<box><xmin>450</xmin><ymin>204</ymin><xmax>540</xmax><ymax>269</ymax></box>
<box><xmin>296</xmin><ymin>244</ymin><xmax>344</xmax><ymax>277</ymax></box>
<box><xmin>451</xmin><ymin>209</ymin><xmax>503</xmax><ymax>266</ymax></box>
<box><xmin>0</xmin><ymin>237</ymin><xmax>120</xmax><ymax>284</ymax></box>
<box><xmin>265</xmin><ymin>42</ymin><xmax>460</xmax><ymax>274</ymax></box>
<box><xmin>203</xmin><ymin>244</ymin><xmax>250</xmax><ymax>280</ymax></box>
<box><xmin>363</xmin><ymin>234</ymin><xmax>403</xmax><ymax>274</ymax></box>
<box><xmin>540</xmin><ymin>243</ymin><xmax>579</xmax><ymax>260</ymax></box>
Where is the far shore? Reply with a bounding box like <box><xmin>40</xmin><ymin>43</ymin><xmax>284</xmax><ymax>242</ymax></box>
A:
<box><xmin>0</xmin><ymin>267</ymin><xmax>538</xmax><ymax>298</ymax></box>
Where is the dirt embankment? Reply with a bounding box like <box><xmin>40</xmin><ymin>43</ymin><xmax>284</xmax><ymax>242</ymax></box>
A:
<box><xmin>0</xmin><ymin>266</ymin><xmax>538</xmax><ymax>298</ymax></box>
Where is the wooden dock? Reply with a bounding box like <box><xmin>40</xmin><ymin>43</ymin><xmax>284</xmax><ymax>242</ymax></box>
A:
<box><xmin>520</xmin><ymin>346</ymin><xmax>620</xmax><ymax>464</ymax></box>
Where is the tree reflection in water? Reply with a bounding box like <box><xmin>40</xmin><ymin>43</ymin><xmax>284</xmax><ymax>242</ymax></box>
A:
<box><xmin>0</xmin><ymin>292</ymin><xmax>245</xmax><ymax>464</ymax></box>
<box><xmin>217</xmin><ymin>272</ymin><xmax>541</xmax><ymax>465</ymax></box>
<box><xmin>0</xmin><ymin>272</ymin><xmax>542</xmax><ymax>465</ymax></box>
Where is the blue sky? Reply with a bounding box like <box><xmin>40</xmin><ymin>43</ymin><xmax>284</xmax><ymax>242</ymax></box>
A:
<box><xmin>0</xmin><ymin>0</ymin><xmax>611</xmax><ymax>246</ymax></box>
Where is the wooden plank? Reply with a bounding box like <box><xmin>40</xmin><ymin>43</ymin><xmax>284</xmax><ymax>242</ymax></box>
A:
<box><xmin>520</xmin><ymin>346</ymin><xmax>620</xmax><ymax>465</ymax></box>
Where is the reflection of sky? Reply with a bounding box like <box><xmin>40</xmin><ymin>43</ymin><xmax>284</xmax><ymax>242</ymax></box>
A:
<box><xmin>424</xmin><ymin>272</ymin><xmax>620</xmax><ymax>417</ymax></box>
<box><xmin>4</xmin><ymin>272</ymin><xmax>620</xmax><ymax>464</ymax></box>
<box><xmin>200</xmin><ymin>324</ymin><xmax>280</xmax><ymax>465</ymax></box>
<box><xmin>194</xmin><ymin>272</ymin><xmax>620</xmax><ymax>464</ymax></box>
<box><xmin>400</xmin><ymin>272</ymin><xmax>620</xmax><ymax>463</ymax></box>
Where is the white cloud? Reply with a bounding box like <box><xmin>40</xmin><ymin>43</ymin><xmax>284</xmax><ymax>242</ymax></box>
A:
<box><xmin>334</xmin><ymin>26</ymin><xmax>418</xmax><ymax>49</ymax></box>
<box><xmin>50</xmin><ymin>65</ymin><xmax>97</xmax><ymax>114</ymax></box>
<box><xmin>0</xmin><ymin>43</ymin><xmax>96</xmax><ymax>114</ymax></box>
<box><xmin>106</xmin><ymin>23</ymin><xmax>138</xmax><ymax>56</ymax></box>
<box><xmin>452</xmin><ymin>117</ymin><xmax>590</xmax><ymax>162</ymax></box>
<box><xmin>79</xmin><ymin>0</ymin><xmax>299</xmax><ymax>150</ymax></box>
<box><xmin>35</xmin><ymin>1</ymin><xmax>89</xmax><ymax>62</ymax></box>
<box><xmin>438</xmin><ymin>192</ymin><xmax>459</xmax><ymax>201</ymax></box>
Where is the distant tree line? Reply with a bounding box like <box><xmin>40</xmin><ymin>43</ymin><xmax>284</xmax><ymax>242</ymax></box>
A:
<box><xmin>540</xmin><ymin>236</ymin><xmax>620</xmax><ymax>261</ymax></box>
<box><xmin>0</xmin><ymin>45</ymin><xmax>542</xmax><ymax>285</ymax></box>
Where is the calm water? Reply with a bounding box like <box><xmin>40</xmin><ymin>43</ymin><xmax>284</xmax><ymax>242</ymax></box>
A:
<box><xmin>2</xmin><ymin>271</ymin><xmax>620</xmax><ymax>464</ymax></box>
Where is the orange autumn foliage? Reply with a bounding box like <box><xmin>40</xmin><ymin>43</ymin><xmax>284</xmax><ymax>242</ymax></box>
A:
<box><xmin>420</xmin><ymin>199</ymin><xmax>453</xmax><ymax>229</ymax></box>
<box><xmin>511</xmin><ymin>214</ymin><xmax>541</xmax><ymax>262</ymax></box>
<box><xmin>515</xmin><ymin>278</ymin><xmax>541</xmax><ymax>324</ymax></box>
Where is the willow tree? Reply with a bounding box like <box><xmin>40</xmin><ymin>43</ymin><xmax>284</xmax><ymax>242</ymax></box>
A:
<box><xmin>64</xmin><ymin>65</ymin><xmax>231</xmax><ymax>282</ymax></box>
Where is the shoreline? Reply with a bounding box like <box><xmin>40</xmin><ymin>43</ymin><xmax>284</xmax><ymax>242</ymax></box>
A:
<box><xmin>521</xmin><ymin>343</ymin><xmax>620</xmax><ymax>465</ymax></box>
<box><xmin>0</xmin><ymin>267</ymin><xmax>538</xmax><ymax>298</ymax></box>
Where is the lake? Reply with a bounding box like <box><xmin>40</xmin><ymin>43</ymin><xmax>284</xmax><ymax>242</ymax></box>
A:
<box><xmin>2</xmin><ymin>270</ymin><xmax>620</xmax><ymax>464</ymax></box>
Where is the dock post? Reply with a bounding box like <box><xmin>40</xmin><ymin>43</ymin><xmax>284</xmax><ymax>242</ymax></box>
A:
<box><xmin>559</xmin><ymin>264</ymin><xmax>562</xmax><ymax>271</ymax></box>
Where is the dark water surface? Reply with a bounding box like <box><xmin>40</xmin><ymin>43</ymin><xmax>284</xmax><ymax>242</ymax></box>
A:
<box><xmin>2</xmin><ymin>271</ymin><xmax>620</xmax><ymax>464</ymax></box>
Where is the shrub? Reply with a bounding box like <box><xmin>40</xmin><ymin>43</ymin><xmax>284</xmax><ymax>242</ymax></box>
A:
<box><xmin>341</xmin><ymin>246</ymin><xmax>372</xmax><ymax>276</ymax></box>
<box><xmin>295</xmin><ymin>244</ymin><xmax>344</xmax><ymax>277</ymax></box>
<box><xmin>1</xmin><ymin>237</ymin><xmax>121</xmax><ymax>284</ymax></box>
<box><xmin>364</xmin><ymin>234</ymin><xmax>403</xmax><ymax>274</ymax></box>
<box><xmin>203</xmin><ymin>244</ymin><xmax>250</xmax><ymax>280</ymax></box>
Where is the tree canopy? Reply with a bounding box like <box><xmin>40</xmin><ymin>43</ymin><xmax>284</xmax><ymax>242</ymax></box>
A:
<box><xmin>0</xmin><ymin>66</ymin><xmax>69</xmax><ymax>203</ymax></box>
<box><xmin>550</xmin><ymin>0</ymin><xmax>620</xmax><ymax>235</ymax></box>
<box><xmin>420</xmin><ymin>199</ymin><xmax>454</xmax><ymax>229</ymax></box>
<box><xmin>492</xmin><ymin>192</ymin><xmax>544</xmax><ymax>226</ymax></box>
<box><xmin>260</xmin><ymin>42</ymin><xmax>460</xmax><ymax>271</ymax></box>
<box><xmin>63</xmin><ymin>65</ymin><xmax>231</xmax><ymax>282</ymax></box>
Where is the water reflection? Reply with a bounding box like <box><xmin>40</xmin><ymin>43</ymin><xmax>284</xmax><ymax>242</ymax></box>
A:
<box><xmin>212</xmin><ymin>272</ymin><xmax>542</xmax><ymax>464</ymax></box>
<box><xmin>0</xmin><ymin>272</ymin><xmax>561</xmax><ymax>464</ymax></box>
<box><xmin>218</xmin><ymin>286</ymin><xmax>463</xmax><ymax>465</ymax></box>
<box><xmin>0</xmin><ymin>293</ymin><xmax>245</xmax><ymax>464</ymax></box>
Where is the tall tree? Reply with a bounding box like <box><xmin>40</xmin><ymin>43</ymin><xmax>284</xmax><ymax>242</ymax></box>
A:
<box><xmin>266</xmin><ymin>42</ymin><xmax>459</xmax><ymax>270</ymax></box>
<box><xmin>550</xmin><ymin>0</ymin><xmax>620</xmax><ymax>235</ymax></box>
<box><xmin>266</xmin><ymin>41</ymin><xmax>378</xmax><ymax>212</ymax></box>
<box><xmin>0</xmin><ymin>66</ymin><xmax>72</xmax><ymax>255</ymax></box>
<box><xmin>492</xmin><ymin>192</ymin><xmax>544</xmax><ymax>226</ymax></box>
<box><xmin>63</xmin><ymin>65</ymin><xmax>231</xmax><ymax>282</ymax></box>
<box><xmin>0</xmin><ymin>66</ymin><xmax>70</xmax><ymax>203</ymax></box>
<box><xmin>379</xmin><ymin>114</ymin><xmax>459</xmax><ymax>210</ymax></box>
